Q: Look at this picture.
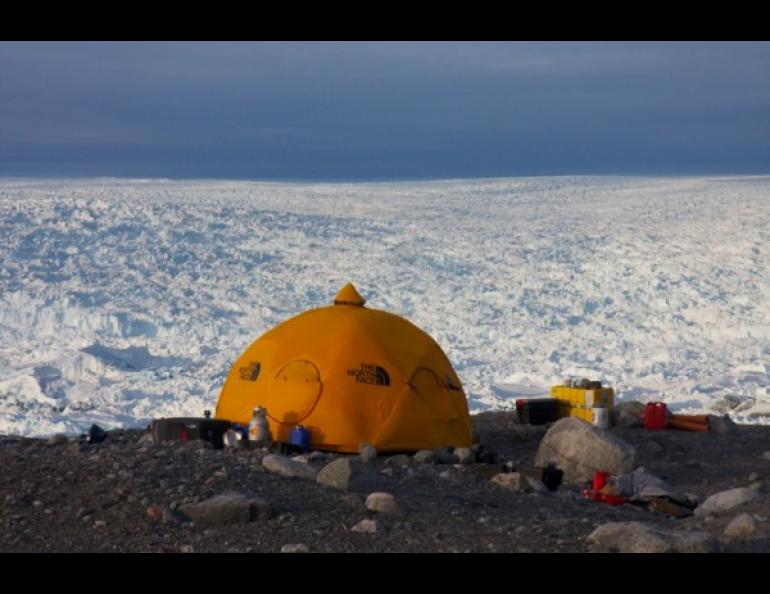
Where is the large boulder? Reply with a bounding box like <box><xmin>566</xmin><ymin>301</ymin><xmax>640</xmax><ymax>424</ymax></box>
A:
<box><xmin>178</xmin><ymin>492</ymin><xmax>271</xmax><ymax>525</ymax></box>
<box><xmin>585</xmin><ymin>522</ymin><xmax>719</xmax><ymax>553</ymax></box>
<box><xmin>262</xmin><ymin>454</ymin><xmax>319</xmax><ymax>481</ymax></box>
<box><xmin>694</xmin><ymin>487</ymin><xmax>763</xmax><ymax>517</ymax></box>
<box><xmin>534</xmin><ymin>417</ymin><xmax>637</xmax><ymax>484</ymax></box>
<box><xmin>611</xmin><ymin>401</ymin><xmax>645</xmax><ymax>428</ymax></box>
<box><xmin>316</xmin><ymin>458</ymin><xmax>378</xmax><ymax>493</ymax></box>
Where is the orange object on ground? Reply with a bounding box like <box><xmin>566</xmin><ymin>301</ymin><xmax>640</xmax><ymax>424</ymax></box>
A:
<box><xmin>583</xmin><ymin>489</ymin><xmax>629</xmax><ymax>506</ymax></box>
<box><xmin>666</xmin><ymin>418</ymin><xmax>710</xmax><ymax>432</ymax></box>
<box><xmin>215</xmin><ymin>283</ymin><xmax>473</xmax><ymax>453</ymax></box>
<box><xmin>670</xmin><ymin>414</ymin><xmax>710</xmax><ymax>424</ymax></box>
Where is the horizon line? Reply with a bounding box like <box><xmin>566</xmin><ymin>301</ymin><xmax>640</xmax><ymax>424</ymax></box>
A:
<box><xmin>2</xmin><ymin>172</ymin><xmax>770</xmax><ymax>186</ymax></box>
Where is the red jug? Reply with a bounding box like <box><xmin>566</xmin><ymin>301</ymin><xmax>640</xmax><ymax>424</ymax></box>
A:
<box><xmin>644</xmin><ymin>402</ymin><xmax>668</xmax><ymax>430</ymax></box>
<box><xmin>592</xmin><ymin>470</ymin><xmax>610</xmax><ymax>491</ymax></box>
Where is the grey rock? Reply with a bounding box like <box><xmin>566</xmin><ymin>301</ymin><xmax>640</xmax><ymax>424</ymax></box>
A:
<box><xmin>763</xmin><ymin>451</ymin><xmax>770</xmax><ymax>462</ymax></box>
<box><xmin>723</xmin><ymin>513</ymin><xmax>758</xmax><ymax>539</ymax></box>
<box><xmin>358</xmin><ymin>443</ymin><xmax>378</xmax><ymax>462</ymax></box>
<box><xmin>178</xmin><ymin>492</ymin><xmax>271</xmax><ymax>525</ymax></box>
<box><xmin>433</xmin><ymin>447</ymin><xmax>457</xmax><ymax>464</ymax></box>
<box><xmin>350</xmin><ymin>518</ymin><xmax>382</xmax><ymax>534</ymax></box>
<box><xmin>364</xmin><ymin>492</ymin><xmax>401</xmax><ymax>514</ymax></box>
<box><xmin>709</xmin><ymin>415</ymin><xmax>739</xmax><ymax>436</ymax></box>
<box><xmin>262</xmin><ymin>454</ymin><xmax>318</xmax><ymax>481</ymax></box>
<box><xmin>453</xmin><ymin>447</ymin><xmax>475</xmax><ymax>465</ymax></box>
<box><xmin>316</xmin><ymin>458</ymin><xmax>378</xmax><ymax>493</ymax></box>
<box><xmin>490</xmin><ymin>472</ymin><xmax>532</xmax><ymax>493</ymax></box>
<box><xmin>524</xmin><ymin>476</ymin><xmax>548</xmax><ymax>493</ymax></box>
<box><xmin>534</xmin><ymin>417</ymin><xmax>637</xmax><ymax>484</ymax></box>
<box><xmin>47</xmin><ymin>433</ymin><xmax>68</xmax><ymax>445</ymax></box>
<box><xmin>585</xmin><ymin>521</ymin><xmax>719</xmax><ymax>553</ymax></box>
<box><xmin>414</xmin><ymin>450</ymin><xmax>435</xmax><ymax>464</ymax></box>
<box><xmin>748</xmin><ymin>472</ymin><xmax>760</xmax><ymax>482</ymax></box>
<box><xmin>611</xmin><ymin>401</ymin><xmax>645</xmax><ymax>428</ymax></box>
<box><xmin>385</xmin><ymin>454</ymin><xmax>411</xmax><ymax>468</ymax></box>
<box><xmin>281</xmin><ymin>543</ymin><xmax>309</xmax><ymax>553</ymax></box>
<box><xmin>695</xmin><ymin>487</ymin><xmax>763</xmax><ymax>517</ymax></box>
<box><xmin>308</xmin><ymin>450</ymin><xmax>332</xmax><ymax>463</ymax></box>
<box><xmin>612</xmin><ymin>467</ymin><xmax>687</xmax><ymax>502</ymax></box>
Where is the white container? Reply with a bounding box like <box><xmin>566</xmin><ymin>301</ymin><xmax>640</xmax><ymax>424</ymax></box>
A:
<box><xmin>592</xmin><ymin>406</ymin><xmax>610</xmax><ymax>429</ymax></box>
<box><xmin>248</xmin><ymin>406</ymin><xmax>271</xmax><ymax>449</ymax></box>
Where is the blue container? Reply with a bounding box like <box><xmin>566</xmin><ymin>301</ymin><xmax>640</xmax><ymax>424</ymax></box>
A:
<box><xmin>289</xmin><ymin>425</ymin><xmax>311</xmax><ymax>453</ymax></box>
<box><xmin>231</xmin><ymin>424</ymin><xmax>249</xmax><ymax>442</ymax></box>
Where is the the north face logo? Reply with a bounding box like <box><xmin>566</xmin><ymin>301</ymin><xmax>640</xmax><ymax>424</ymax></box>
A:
<box><xmin>347</xmin><ymin>363</ymin><xmax>390</xmax><ymax>386</ymax></box>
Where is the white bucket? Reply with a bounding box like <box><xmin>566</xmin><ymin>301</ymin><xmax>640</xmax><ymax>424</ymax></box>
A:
<box><xmin>592</xmin><ymin>407</ymin><xmax>610</xmax><ymax>429</ymax></box>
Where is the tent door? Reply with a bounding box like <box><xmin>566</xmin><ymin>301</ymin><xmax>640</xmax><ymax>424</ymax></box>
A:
<box><xmin>409</xmin><ymin>367</ymin><xmax>462</xmax><ymax>422</ymax></box>
<box><xmin>267</xmin><ymin>359</ymin><xmax>322</xmax><ymax>425</ymax></box>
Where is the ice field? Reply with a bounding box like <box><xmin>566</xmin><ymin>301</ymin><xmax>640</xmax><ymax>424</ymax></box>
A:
<box><xmin>0</xmin><ymin>175</ymin><xmax>768</xmax><ymax>437</ymax></box>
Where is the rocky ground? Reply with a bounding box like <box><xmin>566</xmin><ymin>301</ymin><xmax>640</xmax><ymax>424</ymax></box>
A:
<box><xmin>2</xmin><ymin>411</ymin><xmax>770</xmax><ymax>553</ymax></box>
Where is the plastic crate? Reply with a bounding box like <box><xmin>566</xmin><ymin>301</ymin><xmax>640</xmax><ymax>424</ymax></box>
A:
<box><xmin>550</xmin><ymin>385</ymin><xmax>614</xmax><ymax>422</ymax></box>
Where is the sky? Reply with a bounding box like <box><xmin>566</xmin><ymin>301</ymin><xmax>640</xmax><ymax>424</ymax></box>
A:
<box><xmin>1</xmin><ymin>41</ymin><xmax>769</xmax><ymax>181</ymax></box>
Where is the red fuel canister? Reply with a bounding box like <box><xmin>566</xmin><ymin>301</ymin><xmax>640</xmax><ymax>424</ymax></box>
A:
<box><xmin>592</xmin><ymin>470</ymin><xmax>610</xmax><ymax>492</ymax></box>
<box><xmin>644</xmin><ymin>402</ymin><xmax>668</xmax><ymax>430</ymax></box>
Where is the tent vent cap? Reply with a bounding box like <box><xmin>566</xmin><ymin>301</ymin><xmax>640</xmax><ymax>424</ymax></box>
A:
<box><xmin>334</xmin><ymin>283</ymin><xmax>366</xmax><ymax>306</ymax></box>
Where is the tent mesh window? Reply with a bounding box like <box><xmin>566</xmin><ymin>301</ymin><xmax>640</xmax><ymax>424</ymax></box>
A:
<box><xmin>239</xmin><ymin>361</ymin><xmax>261</xmax><ymax>382</ymax></box>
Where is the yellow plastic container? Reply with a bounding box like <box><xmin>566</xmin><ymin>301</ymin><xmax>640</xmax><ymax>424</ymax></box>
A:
<box><xmin>550</xmin><ymin>385</ymin><xmax>614</xmax><ymax>422</ymax></box>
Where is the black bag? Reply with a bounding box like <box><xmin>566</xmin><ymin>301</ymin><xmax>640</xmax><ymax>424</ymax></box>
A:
<box><xmin>151</xmin><ymin>416</ymin><xmax>232</xmax><ymax>449</ymax></box>
<box><xmin>515</xmin><ymin>398</ymin><xmax>559</xmax><ymax>425</ymax></box>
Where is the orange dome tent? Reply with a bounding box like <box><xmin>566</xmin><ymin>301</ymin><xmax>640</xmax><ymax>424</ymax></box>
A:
<box><xmin>215</xmin><ymin>283</ymin><xmax>473</xmax><ymax>453</ymax></box>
